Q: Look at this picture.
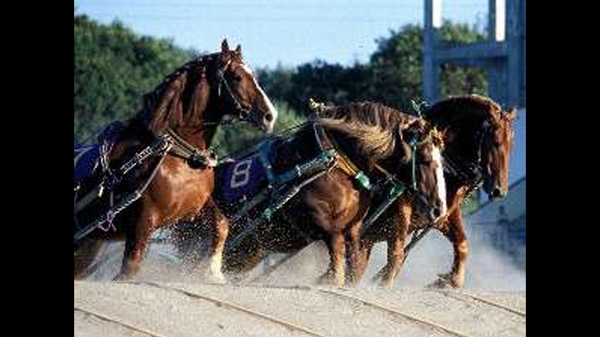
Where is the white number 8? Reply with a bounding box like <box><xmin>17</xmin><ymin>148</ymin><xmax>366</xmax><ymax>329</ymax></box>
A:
<box><xmin>230</xmin><ymin>159</ymin><xmax>253</xmax><ymax>189</ymax></box>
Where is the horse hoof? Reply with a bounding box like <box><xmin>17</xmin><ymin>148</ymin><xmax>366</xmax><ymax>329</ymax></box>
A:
<box><xmin>426</xmin><ymin>273</ymin><xmax>459</xmax><ymax>289</ymax></box>
<box><xmin>378</xmin><ymin>280</ymin><xmax>394</xmax><ymax>288</ymax></box>
<box><xmin>204</xmin><ymin>273</ymin><xmax>227</xmax><ymax>285</ymax></box>
<box><xmin>316</xmin><ymin>272</ymin><xmax>330</xmax><ymax>285</ymax></box>
<box><xmin>332</xmin><ymin>278</ymin><xmax>345</xmax><ymax>288</ymax></box>
<box><xmin>426</xmin><ymin>278</ymin><xmax>449</xmax><ymax>289</ymax></box>
<box><xmin>112</xmin><ymin>273</ymin><xmax>130</xmax><ymax>282</ymax></box>
<box><xmin>345</xmin><ymin>280</ymin><xmax>359</xmax><ymax>288</ymax></box>
<box><xmin>437</xmin><ymin>273</ymin><xmax>463</xmax><ymax>288</ymax></box>
<box><xmin>316</xmin><ymin>274</ymin><xmax>341</xmax><ymax>287</ymax></box>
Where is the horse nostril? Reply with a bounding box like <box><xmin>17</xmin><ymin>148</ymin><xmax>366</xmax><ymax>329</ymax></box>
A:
<box><xmin>264</xmin><ymin>113</ymin><xmax>274</xmax><ymax>122</ymax></box>
<box><xmin>491</xmin><ymin>187</ymin><xmax>503</xmax><ymax>199</ymax></box>
<box><xmin>431</xmin><ymin>208</ymin><xmax>442</xmax><ymax>219</ymax></box>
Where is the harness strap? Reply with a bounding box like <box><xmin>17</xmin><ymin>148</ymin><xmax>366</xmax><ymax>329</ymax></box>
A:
<box><xmin>165</xmin><ymin>128</ymin><xmax>218</xmax><ymax>168</ymax></box>
<box><xmin>312</xmin><ymin>123</ymin><xmax>371</xmax><ymax>189</ymax></box>
<box><xmin>217</xmin><ymin>60</ymin><xmax>254</xmax><ymax>122</ymax></box>
<box><xmin>360</xmin><ymin>176</ymin><xmax>406</xmax><ymax>235</ymax></box>
<box><xmin>74</xmin><ymin>185</ymin><xmax>102</xmax><ymax>214</ymax></box>
<box><xmin>443</xmin><ymin>152</ymin><xmax>482</xmax><ymax>186</ymax></box>
<box><xmin>74</xmin><ymin>143</ymin><xmax>172</xmax><ymax>243</ymax></box>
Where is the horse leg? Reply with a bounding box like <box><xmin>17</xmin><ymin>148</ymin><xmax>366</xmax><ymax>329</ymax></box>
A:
<box><xmin>373</xmin><ymin>204</ymin><xmax>410</xmax><ymax>287</ymax></box>
<box><xmin>346</xmin><ymin>224</ymin><xmax>369</xmax><ymax>286</ymax></box>
<box><xmin>319</xmin><ymin>233</ymin><xmax>346</xmax><ymax>287</ymax></box>
<box><xmin>224</xmin><ymin>238</ymin><xmax>268</xmax><ymax>284</ymax></box>
<box><xmin>74</xmin><ymin>239</ymin><xmax>105</xmax><ymax>280</ymax></box>
<box><xmin>114</xmin><ymin>209</ymin><xmax>157</xmax><ymax>281</ymax></box>
<box><xmin>350</xmin><ymin>242</ymin><xmax>374</xmax><ymax>286</ymax></box>
<box><xmin>378</xmin><ymin>233</ymin><xmax>407</xmax><ymax>288</ymax></box>
<box><xmin>434</xmin><ymin>208</ymin><xmax>468</xmax><ymax>288</ymax></box>
<box><xmin>202</xmin><ymin>199</ymin><xmax>228</xmax><ymax>284</ymax></box>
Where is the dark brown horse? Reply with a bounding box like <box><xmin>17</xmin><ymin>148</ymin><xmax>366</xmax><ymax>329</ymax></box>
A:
<box><xmin>352</xmin><ymin>94</ymin><xmax>516</xmax><ymax>288</ymax></box>
<box><xmin>213</xmin><ymin>102</ymin><xmax>447</xmax><ymax>287</ymax></box>
<box><xmin>74</xmin><ymin>40</ymin><xmax>278</xmax><ymax>283</ymax></box>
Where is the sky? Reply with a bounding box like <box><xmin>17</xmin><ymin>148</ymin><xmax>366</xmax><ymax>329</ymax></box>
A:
<box><xmin>74</xmin><ymin>0</ymin><xmax>488</xmax><ymax>69</ymax></box>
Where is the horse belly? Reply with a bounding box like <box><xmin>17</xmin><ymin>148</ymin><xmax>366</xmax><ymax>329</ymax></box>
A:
<box><xmin>302</xmin><ymin>173</ymin><xmax>361</xmax><ymax>233</ymax></box>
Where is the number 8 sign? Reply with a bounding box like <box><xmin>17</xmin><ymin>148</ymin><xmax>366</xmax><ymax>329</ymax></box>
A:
<box><xmin>230</xmin><ymin>159</ymin><xmax>253</xmax><ymax>189</ymax></box>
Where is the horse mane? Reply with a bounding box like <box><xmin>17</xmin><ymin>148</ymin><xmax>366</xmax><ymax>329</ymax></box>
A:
<box><xmin>423</xmin><ymin>94</ymin><xmax>502</xmax><ymax>124</ymax></box>
<box><xmin>314</xmin><ymin>102</ymin><xmax>417</xmax><ymax>163</ymax></box>
<box><xmin>131</xmin><ymin>52</ymin><xmax>223</xmax><ymax>135</ymax></box>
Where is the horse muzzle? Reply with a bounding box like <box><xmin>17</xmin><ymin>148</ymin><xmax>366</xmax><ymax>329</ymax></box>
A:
<box><xmin>262</xmin><ymin>111</ymin><xmax>275</xmax><ymax>133</ymax></box>
<box><xmin>489</xmin><ymin>186</ymin><xmax>507</xmax><ymax>200</ymax></box>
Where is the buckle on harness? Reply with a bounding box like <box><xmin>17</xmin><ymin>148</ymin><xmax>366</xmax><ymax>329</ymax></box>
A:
<box><xmin>354</xmin><ymin>171</ymin><xmax>372</xmax><ymax>191</ymax></box>
<box><xmin>188</xmin><ymin>149</ymin><xmax>218</xmax><ymax>169</ymax></box>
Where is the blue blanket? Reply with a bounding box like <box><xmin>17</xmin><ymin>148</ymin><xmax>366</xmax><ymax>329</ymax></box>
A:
<box><xmin>74</xmin><ymin>144</ymin><xmax>100</xmax><ymax>186</ymax></box>
<box><xmin>215</xmin><ymin>154</ymin><xmax>268</xmax><ymax>204</ymax></box>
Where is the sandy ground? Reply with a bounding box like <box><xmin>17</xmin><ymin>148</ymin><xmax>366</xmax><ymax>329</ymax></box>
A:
<box><xmin>74</xmin><ymin>281</ymin><xmax>525</xmax><ymax>337</ymax></box>
<box><xmin>75</xmin><ymin>241</ymin><xmax>525</xmax><ymax>337</ymax></box>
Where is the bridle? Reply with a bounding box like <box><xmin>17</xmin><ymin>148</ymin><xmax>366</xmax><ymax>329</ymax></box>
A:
<box><xmin>406</xmin><ymin>129</ymin><xmax>443</xmax><ymax>207</ymax></box>
<box><xmin>442</xmin><ymin>118</ymin><xmax>495</xmax><ymax>196</ymax></box>
<box><xmin>215</xmin><ymin>59</ymin><xmax>259</xmax><ymax>127</ymax></box>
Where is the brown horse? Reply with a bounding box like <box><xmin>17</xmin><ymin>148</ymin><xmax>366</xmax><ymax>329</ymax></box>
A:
<box><xmin>74</xmin><ymin>40</ymin><xmax>278</xmax><ymax>283</ymax></box>
<box><xmin>348</xmin><ymin>127</ymin><xmax>447</xmax><ymax>288</ymax></box>
<box><xmin>352</xmin><ymin>94</ymin><xmax>516</xmax><ymax>288</ymax></box>
<box><xmin>215</xmin><ymin>102</ymin><xmax>447</xmax><ymax>287</ymax></box>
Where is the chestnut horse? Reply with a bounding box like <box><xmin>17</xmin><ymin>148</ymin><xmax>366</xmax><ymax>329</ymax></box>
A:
<box><xmin>74</xmin><ymin>40</ymin><xmax>278</xmax><ymax>282</ymax></box>
<box><xmin>214</xmin><ymin>102</ymin><xmax>447</xmax><ymax>287</ymax></box>
<box><xmin>352</xmin><ymin>95</ymin><xmax>516</xmax><ymax>288</ymax></box>
<box><xmin>348</xmin><ymin>126</ymin><xmax>447</xmax><ymax>288</ymax></box>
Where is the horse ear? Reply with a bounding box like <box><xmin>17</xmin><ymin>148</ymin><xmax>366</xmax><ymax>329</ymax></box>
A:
<box><xmin>221</xmin><ymin>39</ymin><xmax>230</xmax><ymax>53</ymax></box>
<box><xmin>235</xmin><ymin>44</ymin><xmax>242</xmax><ymax>56</ymax></box>
<box><xmin>506</xmin><ymin>107</ymin><xmax>518</xmax><ymax>121</ymax></box>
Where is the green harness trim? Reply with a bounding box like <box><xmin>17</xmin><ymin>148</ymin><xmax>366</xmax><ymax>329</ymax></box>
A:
<box><xmin>410</xmin><ymin>138</ymin><xmax>418</xmax><ymax>190</ymax></box>
<box><xmin>360</xmin><ymin>174</ymin><xmax>407</xmax><ymax>235</ymax></box>
<box><xmin>354</xmin><ymin>171</ymin><xmax>372</xmax><ymax>191</ymax></box>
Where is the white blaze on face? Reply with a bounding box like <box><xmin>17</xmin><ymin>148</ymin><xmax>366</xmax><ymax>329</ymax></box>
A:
<box><xmin>431</xmin><ymin>145</ymin><xmax>447</xmax><ymax>217</ymax></box>
<box><xmin>240</xmin><ymin>64</ymin><xmax>278</xmax><ymax>132</ymax></box>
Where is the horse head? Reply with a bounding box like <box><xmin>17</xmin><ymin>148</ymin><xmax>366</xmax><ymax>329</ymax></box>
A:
<box><xmin>214</xmin><ymin>39</ymin><xmax>278</xmax><ymax>132</ymax></box>
<box><xmin>481</xmin><ymin>106</ymin><xmax>517</xmax><ymax>200</ymax></box>
<box><xmin>403</xmin><ymin>119</ymin><xmax>448</xmax><ymax>222</ymax></box>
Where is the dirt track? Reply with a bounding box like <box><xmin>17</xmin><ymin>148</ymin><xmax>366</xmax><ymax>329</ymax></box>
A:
<box><xmin>75</xmin><ymin>235</ymin><xmax>525</xmax><ymax>337</ymax></box>
<box><xmin>74</xmin><ymin>280</ymin><xmax>525</xmax><ymax>337</ymax></box>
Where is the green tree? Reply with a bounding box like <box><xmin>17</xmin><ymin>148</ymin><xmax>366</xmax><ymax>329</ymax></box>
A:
<box><xmin>74</xmin><ymin>14</ymin><xmax>194</xmax><ymax>143</ymax></box>
<box><xmin>368</xmin><ymin>22</ymin><xmax>487</xmax><ymax>112</ymax></box>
